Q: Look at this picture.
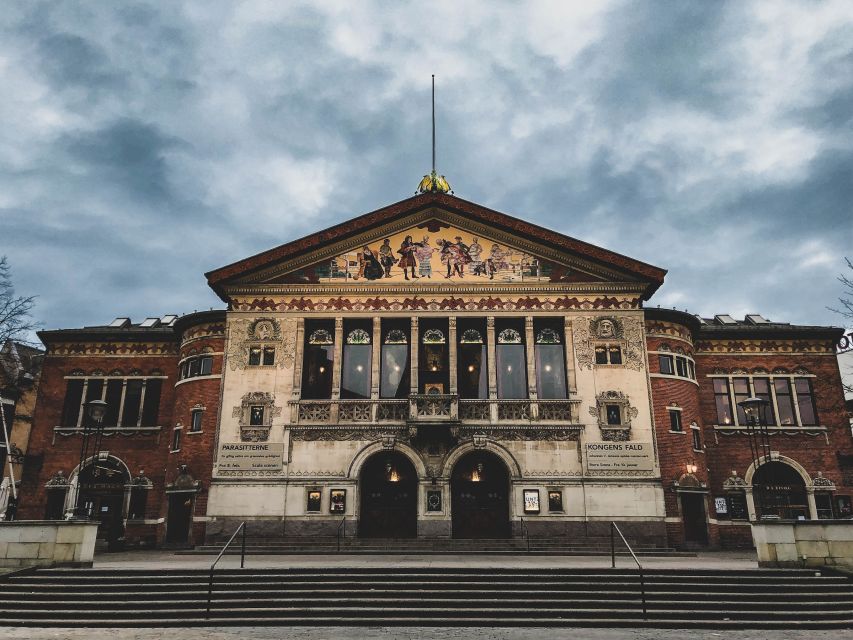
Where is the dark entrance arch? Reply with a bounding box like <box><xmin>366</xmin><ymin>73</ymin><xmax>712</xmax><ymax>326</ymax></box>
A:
<box><xmin>451</xmin><ymin>451</ymin><xmax>510</xmax><ymax>539</ymax></box>
<box><xmin>359</xmin><ymin>451</ymin><xmax>417</xmax><ymax>538</ymax></box>
<box><xmin>753</xmin><ymin>461</ymin><xmax>808</xmax><ymax>520</ymax></box>
<box><xmin>76</xmin><ymin>457</ymin><xmax>128</xmax><ymax>549</ymax></box>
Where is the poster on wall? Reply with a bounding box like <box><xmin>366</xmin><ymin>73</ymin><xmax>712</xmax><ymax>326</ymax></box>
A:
<box><xmin>306</xmin><ymin>490</ymin><xmax>321</xmax><ymax>513</ymax></box>
<box><xmin>426</xmin><ymin>490</ymin><xmax>442</xmax><ymax>512</ymax></box>
<box><xmin>523</xmin><ymin>489</ymin><xmax>540</xmax><ymax>514</ymax></box>
<box><xmin>330</xmin><ymin>489</ymin><xmax>346</xmax><ymax>513</ymax></box>
<box><xmin>714</xmin><ymin>497</ymin><xmax>728</xmax><ymax>515</ymax></box>
<box><xmin>548</xmin><ymin>490</ymin><xmax>563</xmax><ymax>512</ymax></box>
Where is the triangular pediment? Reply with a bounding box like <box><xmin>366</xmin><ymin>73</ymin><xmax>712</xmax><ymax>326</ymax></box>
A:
<box><xmin>206</xmin><ymin>193</ymin><xmax>666</xmax><ymax>299</ymax></box>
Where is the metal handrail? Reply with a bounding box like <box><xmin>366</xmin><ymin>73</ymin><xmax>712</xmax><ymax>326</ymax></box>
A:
<box><xmin>336</xmin><ymin>516</ymin><xmax>346</xmax><ymax>552</ymax></box>
<box><xmin>519</xmin><ymin>517</ymin><xmax>531</xmax><ymax>553</ymax></box>
<box><xmin>610</xmin><ymin>522</ymin><xmax>647</xmax><ymax>621</ymax></box>
<box><xmin>206</xmin><ymin>521</ymin><xmax>246</xmax><ymax>618</ymax></box>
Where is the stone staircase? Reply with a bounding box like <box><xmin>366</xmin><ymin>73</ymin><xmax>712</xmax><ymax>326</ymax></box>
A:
<box><xmin>0</xmin><ymin>567</ymin><xmax>850</xmax><ymax>628</ymax></box>
<box><xmin>184</xmin><ymin>535</ymin><xmax>688</xmax><ymax>555</ymax></box>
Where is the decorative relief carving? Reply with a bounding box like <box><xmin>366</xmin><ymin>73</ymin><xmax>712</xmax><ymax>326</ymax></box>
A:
<box><xmin>233</xmin><ymin>391</ymin><xmax>280</xmax><ymax>442</ymax></box>
<box><xmin>522</xmin><ymin>470</ymin><xmax>582</xmax><ymax>478</ymax></box>
<box><xmin>590</xmin><ymin>390</ymin><xmax>638</xmax><ymax>441</ymax></box>
<box><xmin>695</xmin><ymin>339</ymin><xmax>835</xmax><ymax>355</ymax></box>
<box><xmin>574</xmin><ymin>316</ymin><xmax>644</xmax><ymax>371</ymax></box>
<box><xmin>227</xmin><ymin>317</ymin><xmax>296</xmax><ymax>370</ymax></box>
<box><xmin>47</xmin><ymin>342</ymin><xmax>177</xmax><ymax>357</ymax></box>
<box><xmin>459</xmin><ymin>427</ymin><xmax>582</xmax><ymax>441</ymax></box>
<box><xmin>290</xmin><ymin>428</ymin><xmax>410</xmax><ymax>442</ymax></box>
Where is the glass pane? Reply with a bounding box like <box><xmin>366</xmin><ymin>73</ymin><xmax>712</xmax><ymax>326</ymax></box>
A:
<box><xmin>200</xmin><ymin>356</ymin><xmax>213</xmax><ymax>375</ymax></box>
<box><xmin>732</xmin><ymin>378</ymin><xmax>750</xmax><ymax>424</ymax></box>
<box><xmin>676</xmin><ymin>357</ymin><xmax>687</xmax><ymax>377</ymax></box>
<box><xmin>191</xmin><ymin>411</ymin><xmax>203</xmax><ymax>431</ymax></box>
<box><xmin>713</xmin><ymin>378</ymin><xmax>733</xmax><ymax>425</ymax></box>
<box><xmin>302</xmin><ymin>345</ymin><xmax>334</xmax><ymax>399</ymax></box>
<box><xmin>608</xmin><ymin>346</ymin><xmax>622</xmax><ymax>365</ymax></box>
<box><xmin>688</xmin><ymin>360</ymin><xmax>696</xmax><ymax>379</ymax></box>
<box><xmin>752</xmin><ymin>378</ymin><xmax>776</xmax><ymax>424</ymax></box>
<box><xmin>249</xmin><ymin>406</ymin><xmax>264</xmax><ymax>426</ymax></box>
<box><xmin>121</xmin><ymin>380</ymin><xmax>143</xmax><ymax>426</ymax></box>
<box><xmin>496</xmin><ymin>344</ymin><xmax>527</xmax><ymax>399</ymax></box>
<box><xmin>380</xmin><ymin>344</ymin><xmax>410</xmax><ymax>398</ymax></box>
<box><xmin>141</xmin><ymin>379</ymin><xmax>162</xmax><ymax>426</ymax></box>
<box><xmin>104</xmin><ymin>379</ymin><xmax>123</xmax><ymax>427</ymax></box>
<box><xmin>659</xmin><ymin>355</ymin><xmax>673</xmax><ymax>375</ymax></box>
<box><xmin>692</xmin><ymin>429</ymin><xmax>702</xmax><ymax>450</ymax></box>
<box><xmin>189</xmin><ymin>358</ymin><xmax>200</xmax><ymax>376</ymax></box>
<box><xmin>61</xmin><ymin>379</ymin><xmax>84</xmax><ymax>427</ymax></box>
<box><xmin>458</xmin><ymin>343</ymin><xmax>488</xmax><ymax>399</ymax></box>
<box><xmin>669</xmin><ymin>410</ymin><xmax>682</xmax><ymax>431</ymax></box>
<box><xmin>606</xmin><ymin>404</ymin><xmax>621</xmax><ymax>425</ymax></box>
<box><xmin>248</xmin><ymin>348</ymin><xmax>261</xmax><ymax>366</ymax></box>
<box><xmin>341</xmin><ymin>344</ymin><xmax>371</xmax><ymax>399</ymax></box>
<box><xmin>795</xmin><ymin>379</ymin><xmax>817</xmax><ymax>425</ymax></box>
<box><xmin>774</xmin><ymin>379</ymin><xmax>795</xmax><ymax>425</ymax></box>
<box><xmin>535</xmin><ymin>344</ymin><xmax>567</xmax><ymax>399</ymax></box>
<box><xmin>595</xmin><ymin>346</ymin><xmax>607</xmax><ymax>364</ymax></box>
<box><xmin>262</xmin><ymin>347</ymin><xmax>275</xmax><ymax>366</ymax></box>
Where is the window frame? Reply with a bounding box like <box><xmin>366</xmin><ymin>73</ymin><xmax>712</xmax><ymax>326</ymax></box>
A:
<box><xmin>668</xmin><ymin>408</ymin><xmax>683</xmax><ymax>432</ymax></box>
<box><xmin>709</xmin><ymin>374</ymin><xmax>821</xmax><ymax>428</ymax></box>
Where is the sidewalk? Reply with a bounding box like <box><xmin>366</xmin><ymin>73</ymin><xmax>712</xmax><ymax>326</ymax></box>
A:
<box><xmin>89</xmin><ymin>548</ymin><xmax>761</xmax><ymax>571</ymax></box>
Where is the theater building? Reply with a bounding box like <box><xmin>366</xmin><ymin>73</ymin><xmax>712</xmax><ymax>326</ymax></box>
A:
<box><xmin>17</xmin><ymin>188</ymin><xmax>853</xmax><ymax>549</ymax></box>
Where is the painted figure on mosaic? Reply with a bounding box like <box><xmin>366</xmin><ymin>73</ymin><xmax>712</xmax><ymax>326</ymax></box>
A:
<box><xmin>468</xmin><ymin>237</ymin><xmax>485</xmax><ymax>276</ymax></box>
<box><xmin>439</xmin><ymin>236</ymin><xmax>472</xmax><ymax>278</ymax></box>
<box><xmin>397</xmin><ymin>235</ymin><xmax>423</xmax><ymax>280</ymax></box>
<box><xmin>414</xmin><ymin>236</ymin><xmax>435</xmax><ymax>278</ymax></box>
<box><xmin>378</xmin><ymin>238</ymin><xmax>394</xmax><ymax>278</ymax></box>
<box><xmin>488</xmin><ymin>244</ymin><xmax>510</xmax><ymax>279</ymax></box>
<box><xmin>354</xmin><ymin>246</ymin><xmax>383</xmax><ymax>281</ymax></box>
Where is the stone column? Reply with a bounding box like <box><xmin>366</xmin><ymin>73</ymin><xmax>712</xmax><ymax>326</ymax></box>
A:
<box><xmin>371</xmin><ymin>317</ymin><xmax>382</xmax><ymax>421</ymax></box>
<box><xmin>331</xmin><ymin>317</ymin><xmax>344</xmax><ymax>422</ymax></box>
<box><xmin>745</xmin><ymin>487</ymin><xmax>757</xmax><ymax>521</ymax></box>
<box><xmin>448</xmin><ymin>316</ymin><xmax>458</xmax><ymax>419</ymax></box>
<box><xmin>290</xmin><ymin>317</ymin><xmax>305</xmax><ymax>423</ymax></box>
<box><xmin>525</xmin><ymin>316</ymin><xmax>538</xmax><ymax>419</ymax></box>
<box><xmin>486</xmin><ymin>316</ymin><xmax>498</xmax><ymax>423</ymax></box>
<box><xmin>563</xmin><ymin>316</ymin><xmax>578</xmax><ymax>396</ymax></box>
<box><xmin>410</xmin><ymin>317</ymin><xmax>419</xmax><ymax>394</ymax></box>
<box><xmin>806</xmin><ymin>488</ymin><xmax>818</xmax><ymax>520</ymax></box>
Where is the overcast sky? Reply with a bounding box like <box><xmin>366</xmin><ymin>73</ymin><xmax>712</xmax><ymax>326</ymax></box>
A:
<box><xmin>2</xmin><ymin>1</ymin><xmax>852</xmax><ymax>334</ymax></box>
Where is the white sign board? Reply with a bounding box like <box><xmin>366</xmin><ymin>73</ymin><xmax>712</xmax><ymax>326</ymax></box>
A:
<box><xmin>585</xmin><ymin>442</ymin><xmax>655</xmax><ymax>473</ymax></box>
<box><xmin>715</xmin><ymin>497</ymin><xmax>728</xmax><ymax>514</ymax></box>
<box><xmin>219</xmin><ymin>442</ymin><xmax>284</xmax><ymax>472</ymax></box>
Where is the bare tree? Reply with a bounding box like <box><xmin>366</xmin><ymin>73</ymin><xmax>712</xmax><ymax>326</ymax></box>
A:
<box><xmin>0</xmin><ymin>256</ymin><xmax>38</xmax><ymax>348</ymax></box>
<box><xmin>831</xmin><ymin>257</ymin><xmax>853</xmax><ymax>395</ymax></box>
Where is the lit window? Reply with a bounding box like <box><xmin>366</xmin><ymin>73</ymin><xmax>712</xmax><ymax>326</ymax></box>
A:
<box><xmin>534</xmin><ymin>322</ymin><xmax>567</xmax><ymax>399</ymax></box>
<box><xmin>302</xmin><ymin>322</ymin><xmax>335</xmax><ymax>399</ymax></box>
<box><xmin>380</xmin><ymin>322</ymin><xmax>409</xmax><ymax>399</ymax></box>
<box><xmin>458</xmin><ymin>321</ymin><xmax>487</xmax><ymax>400</ymax></box>
<box><xmin>774</xmin><ymin>379</ymin><xmax>795</xmax><ymax>425</ymax></box>
<box><xmin>713</xmin><ymin>378</ymin><xmax>733</xmax><ymax>425</ymax></box>
<box><xmin>496</xmin><ymin>320</ymin><xmax>526</xmax><ymax>399</ymax></box>
<box><xmin>342</xmin><ymin>323</ymin><xmax>372</xmax><ymax>399</ymax></box>
<box><xmin>795</xmin><ymin>378</ymin><xmax>817</xmax><ymax>425</ymax></box>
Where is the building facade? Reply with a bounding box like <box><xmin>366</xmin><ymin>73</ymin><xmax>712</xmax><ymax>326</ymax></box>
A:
<box><xmin>18</xmin><ymin>192</ymin><xmax>853</xmax><ymax>549</ymax></box>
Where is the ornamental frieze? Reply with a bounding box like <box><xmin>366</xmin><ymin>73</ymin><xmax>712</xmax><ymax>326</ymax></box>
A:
<box><xmin>458</xmin><ymin>428</ymin><xmax>582</xmax><ymax>441</ymax></box>
<box><xmin>47</xmin><ymin>342</ymin><xmax>178</xmax><ymax>357</ymax></box>
<box><xmin>695</xmin><ymin>339</ymin><xmax>835</xmax><ymax>354</ymax></box>
<box><xmin>231</xmin><ymin>295</ymin><xmax>640</xmax><ymax>313</ymax></box>
<box><xmin>290</xmin><ymin>427</ymin><xmax>410</xmax><ymax>442</ymax></box>
<box><xmin>226</xmin><ymin>317</ymin><xmax>297</xmax><ymax>370</ymax></box>
<box><xmin>180</xmin><ymin>322</ymin><xmax>226</xmax><ymax>345</ymax></box>
<box><xmin>644</xmin><ymin>320</ymin><xmax>693</xmax><ymax>343</ymax></box>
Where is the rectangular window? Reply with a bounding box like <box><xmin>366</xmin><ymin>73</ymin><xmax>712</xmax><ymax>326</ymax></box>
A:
<box><xmin>342</xmin><ymin>320</ymin><xmax>372</xmax><ymax>400</ymax></box>
<box><xmin>189</xmin><ymin>358</ymin><xmax>201</xmax><ymax>377</ymax></box>
<box><xmin>669</xmin><ymin>409</ymin><xmax>683</xmax><ymax>432</ymax></box>
<box><xmin>713</xmin><ymin>378</ymin><xmax>733</xmax><ymax>425</ymax></box>
<box><xmin>121</xmin><ymin>380</ymin><xmax>143</xmax><ymax>427</ymax></box>
<box><xmin>249</xmin><ymin>405</ymin><xmax>265</xmax><ymax>426</ymax></box>
<box><xmin>248</xmin><ymin>347</ymin><xmax>262</xmax><ymax>366</ymax></box>
<box><xmin>534</xmin><ymin>320</ymin><xmax>567</xmax><ymax>399</ymax></box>
<box><xmin>795</xmin><ymin>378</ymin><xmax>817</xmax><ymax>425</ymax></box>
<box><xmin>688</xmin><ymin>360</ymin><xmax>696</xmax><ymax>380</ymax></box>
<box><xmin>141</xmin><ymin>379</ymin><xmax>162</xmax><ymax>426</ymax></box>
<box><xmin>691</xmin><ymin>428</ymin><xmax>702</xmax><ymax>451</ymax></box>
<box><xmin>732</xmin><ymin>377</ymin><xmax>750</xmax><ymax>424</ymax></box>
<box><xmin>675</xmin><ymin>356</ymin><xmax>687</xmax><ymax>377</ymax></box>
<box><xmin>380</xmin><ymin>320</ymin><xmax>411</xmax><ymax>399</ymax></box>
<box><xmin>262</xmin><ymin>347</ymin><xmax>275</xmax><ymax>366</ymax></box>
<box><xmin>658</xmin><ymin>354</ymin><xmax>674</xmax><ymax>375</ymax></box>
<box><xmin>608</xmin><ymin>346</ymin><xmax>622</xmax><ymax>365</ymax></box>
<box><xmin>128</xmin><ymin>488</ymin><xmax>148</xmax><ymax>520</ymax></box>
<box><xmin>103</xmin><ymin>379</ymin><xmax>123</xmax><ymax>427</ymax></box>
<box><xmin>302</xmin><ymin>320</ymin><xmax>335</xmax><ymax>399</ymax></box>
<box><xmin>457</xmin><ymin>319</ymin><xmax>488</xmax><ymax>400</ymax></box>
<box><xmin>595</xmin><ymin>346</ymin><xmax>608</xmax><ymax>365</ymax></box>
<box><xmin>171</xmin><ymin>428</ymin><xmax>181</xmax><ymax>452</ymax></box>
<box><xmin>190</xmin><ymin>410</ymin><xmax>203</xmax><ymax>432</ymax></box>
<box><xmin>180</xmin><ymin>361</ymin><xmax>189</xmax><ymax>379</ymax></box>
<box><xmin>61</xmin><ymin>379</ymin><xmax>85</xmax><ymax>427</ymax></box>
<box><xmin>606</xmin><ymin>404</ymin><xmax>621</xmax><ymax>425</ymax></box>
<box><xmin>84</xmin><ymin>378</ymin><xmax>104</xmax><ymax>407</ymax></box>
<box><xmin>200</xmin><ymin>356</ymin><xmax>213</xmax><ymax>375</ymax></box>
<box><xmin>774</xmin><ymin>378</ymin><xmax>796</xmax><ymax>425</ymax></box>
<box><xmin>496</xmin><ymin>320</ymin><xmax>527</xmax><ymax>400</ymax></box>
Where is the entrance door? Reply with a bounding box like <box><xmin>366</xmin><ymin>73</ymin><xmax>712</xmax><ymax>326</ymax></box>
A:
<box><xmin>359</xmin><ymin>452</ymin><xmax>417</xmax><ymax>538</ymax></box>
<box><xmin>451</xmin><ymin>451</ymin><xmax>510</xmax><ymax>539</ymax></box>
<box><xmin>166</xmin><ymin>494</ymin><xmax>193</xmax><ymax>544</ymax></box>
<box><xmin>753</xmin><ymin>462</ymin><xmax>809</xmax><ymax>520</ymax></box>
<box><xmin>680</xmin><ymin>493</ymin><xmax>708</xmax><ymax>545</ymax></box>
<box><xmin>76</xmin><ymin>457</ymin><xmax>128</xmax><ymax>548</ymax></box>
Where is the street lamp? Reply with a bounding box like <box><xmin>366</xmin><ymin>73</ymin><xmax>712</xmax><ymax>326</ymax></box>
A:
<box><xmin>69</xmin><ymin>399</ymin><xmax>108</xmax><ymax>520</ymax></box>
<box><xmin>737</xmin><ymin>395</ymin><xmax>771</xmax><ymax>519</ymax></box>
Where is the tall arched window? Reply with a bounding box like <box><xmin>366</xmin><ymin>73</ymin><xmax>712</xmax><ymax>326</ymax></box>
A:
<box><xmin>341</xmin><ymin>323</ymin><xmax>372</xmax><ymax>399</ymax></box>
<box><xmin>458</xmin><ymin>322</ymin><xmax>487</xmax><ymax>399</ymax></box>
<box><xmin>380</xmin><ymin>322</ymin><xmax>410</xmax><ymax>398</ymax></box>
<box><xmin>302</xmin><ymin>322</ymin><xmax>334</xmax><ymax>399</ymax></box>
<box><xmin>534</xmin><ymin>322</ymin><xmax>567</xmax><ymax>399</ymax></box>
<box><xmin>419</xmin><ymin>320</ymin><xmax>449</xmax><ymax>394</ymax></box>
<box><xmin>496</xmin><ymin>320</ymin><xmax>527</xmax><ymax>399</ymax></box>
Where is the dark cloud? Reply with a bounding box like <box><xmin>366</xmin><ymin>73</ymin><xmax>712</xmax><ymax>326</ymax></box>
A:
<box><xmin>1</xmin><ymin>0</ymin><xmax>852</xmax><ymax>335</ymax></box>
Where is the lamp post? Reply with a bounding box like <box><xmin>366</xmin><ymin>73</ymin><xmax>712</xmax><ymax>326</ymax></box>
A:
<box><xmin>69</xmin><ymin>399</ymin><xmax>108</xmax><ymax>520</ymax></box>
<box><xmin>737</xmin><ymin>396</ymin><xmax>771</xmax><ymax>520</ymax></box>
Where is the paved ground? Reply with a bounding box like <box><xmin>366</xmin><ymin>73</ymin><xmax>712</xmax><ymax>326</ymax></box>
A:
<box><xmin>91</xmin><ymin>549</ymin><xmax>762</xmax><ymax>571</ymax></box>
<box><xmin>1</xmin><ymin>628</ymin><xmax>851</xmax><ymax>640</ymax></box>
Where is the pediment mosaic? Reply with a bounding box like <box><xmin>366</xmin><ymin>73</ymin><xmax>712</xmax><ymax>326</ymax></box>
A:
<box><xmin>270</xmin><ymin>221</ymin><xmax>597</xmax><ymax>285</ymax></box>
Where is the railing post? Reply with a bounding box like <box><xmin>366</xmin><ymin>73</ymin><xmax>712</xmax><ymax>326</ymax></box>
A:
<box><xmin>610</xmin><ymin>522</ymin><xmax>615</xmax><ymax>568</ymax></box>
<box><xmin>240</xmin><ymin>522</ymin><xmax>246</xmax><ymax>569</ymax></box>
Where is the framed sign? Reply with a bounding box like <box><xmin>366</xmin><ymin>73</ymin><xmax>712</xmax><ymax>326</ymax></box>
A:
<box><xmin>306</xmin><ymin>489</ymin><xmax>321</xmax><ymax>513</ymax></box>
<box><xmin>426</xmin><ymin>490</ymin><xmax>442</xmax><ymax>512</ymax></box>
<box><xmin>523</xmin><ymin>489</ymin><xmax>540</xmax><ymax>514</ymax></box>
<box><xmin>548</xmin><ymin>490</ymin><xmax>563</xmax><ymax>512</ymax></box>
<box><xmin>714</xmin><ymin>497</ymin><xmax>728</xmax><ymax>515</ymax></box>
<box><xmin>330</xmin><ymin>489</ymin><xmax>346</xmax><ymax>513</ymax></box>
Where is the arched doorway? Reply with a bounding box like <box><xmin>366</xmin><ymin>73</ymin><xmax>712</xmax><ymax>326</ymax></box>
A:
<box><xmin>753</xmin><ymin>461</ymin><xmax>808</xmax><ymax>520</ymax></box>
<box><xmin>359</xmin><ymin>451</ymin><xmax>417</xmax><ymax>538</ymax></box>
<box><xmin>451</xmin><ymin>451</ymin><xmax>510</xmax><ymax>538</ymax></box>
<box><xmin>76</xmin><ymin>457</ymin><xmax>128</xmax><ymax>548</ymax></box>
